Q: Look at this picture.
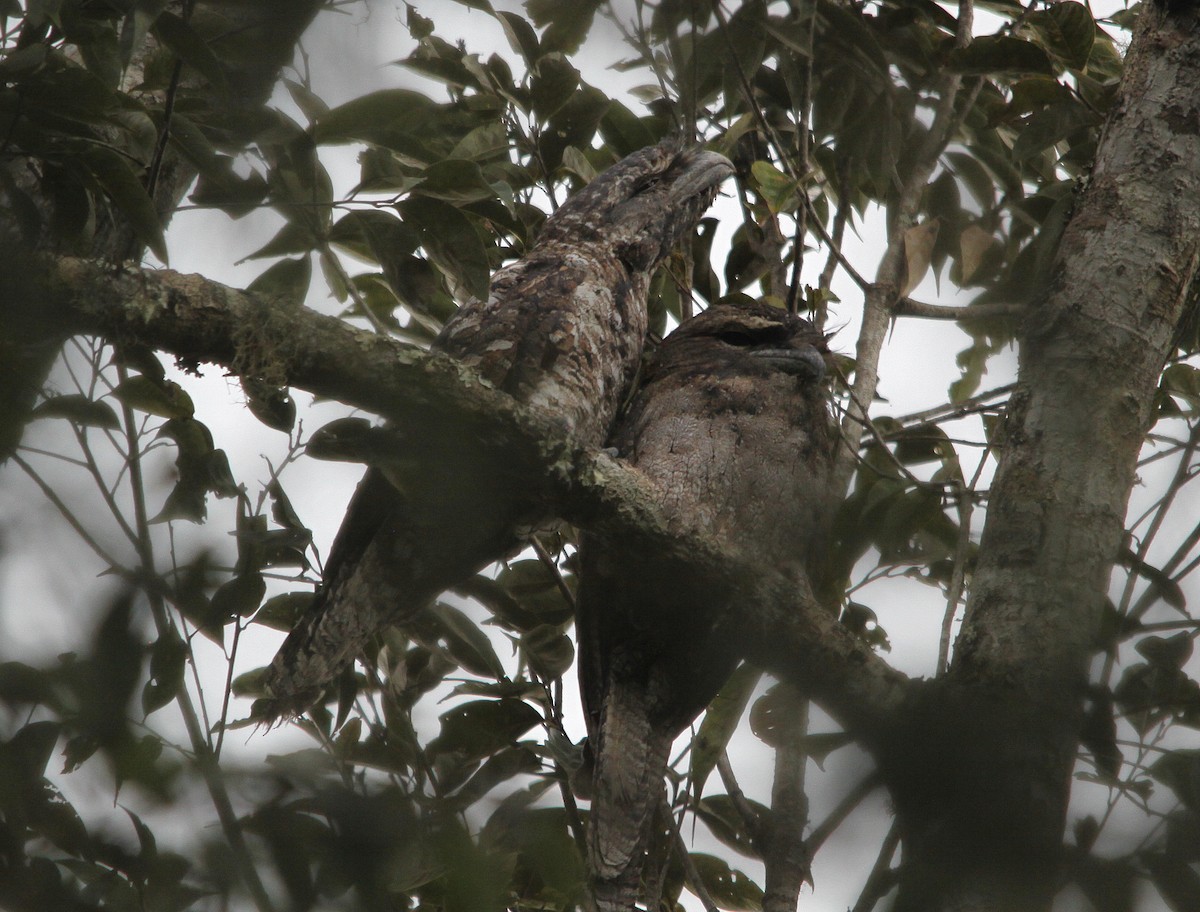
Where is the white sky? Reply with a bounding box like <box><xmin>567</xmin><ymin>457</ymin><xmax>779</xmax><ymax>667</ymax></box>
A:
<box><xmin>0</xmin><ymin>2</ymin><xmax>1196</xmax><ymax>910</ymax></box>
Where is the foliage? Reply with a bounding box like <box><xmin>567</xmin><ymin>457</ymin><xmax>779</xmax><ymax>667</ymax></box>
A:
<box><xmin>2</xmin><ymin>1</ymin><xmax>1199</xmax><ymax>911</ymax></box>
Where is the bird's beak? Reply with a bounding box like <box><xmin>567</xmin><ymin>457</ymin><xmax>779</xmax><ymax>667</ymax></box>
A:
<box><xmin>668</xmin><ymin>150</ymin><xmax>735</xmax><ymax>204</ymax></box>
<box><xmin>750</xmin><ymin>346</ymin><xmax>827</xmax><ymax>381</ymax></box>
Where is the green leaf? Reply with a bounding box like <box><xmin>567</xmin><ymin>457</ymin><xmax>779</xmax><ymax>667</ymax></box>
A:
<box><xmin>81</xmin><ymin>147</ymin><xmax>168</xmax><ymax>263</ymax></box>
<box><xmin>520</xmin><ymin>624</ymin><xmax>574</xmax><ymax>679</ymax></box>
<box><xmin>749</xmin><ymin>160</ymin><xmax>798</xmax><ymax>215</ymax></box>
<box><xmin>428</xmin><ymin>699</ymin><xmax>542</xmax><ymax>761</ymax></box>
<box><xmin>246</xmin><ymin>256</ymin><xmax>311</xmax><ymax>307</ymax></box>
<box><xmin>31</xmin><ymin>394</ymin><xmax>120</xmax><ymax>428</ymax></box>
<box><xmin>396</xmin><ymin>196</ymin><xmax>490</xmax><ymax>302</ymax></box>
<box><xmin>430</xmin><ymin>602</ymin><xmax>507</xmax><ymax>679</ymax></box>
<box><xmin>152</xmin><ymin>10</ymin><xmax>228</xmax><ymax>94</ymax></box>
<box><xmin>141</xmin><ymin>631</ymin><xmax>187</xmax><ymax>715</ymax></box>
<box><xmin>110</xmin><ymin>375</ymin><xmax>193</xmax><ymax>419</ymax></box>
<box><xmin>691</xmin><ymin>664</ymin><xmax>760</xmax><ymax>796</ymax></box>
<box><xmin>946</xmin><ymin>37</ymin><xmax>1055</xmax><ymax>76</ymax></box>
<box><xmin>689</xmin><ymin>853</ymin><xmax>764</xmax><ymax>911</ymax></box>
<box><xmin>695</xmin><ymin>794</ymin><xmax>768</xmax><ymax>859</ymax></box>
<box><xmin>415</xmin><ymin>159</ymin><xmax>500</xmax><ymax>204</ymax></box>
<box><xmin>252</xmin><ymin>592</ymin><xmax>315</xmax><ymax>632</ymax></box>
<box><xmin>1028</xmin><ymin>1</ymin><xmax>1095</xmax><ymax>71</ymax></box>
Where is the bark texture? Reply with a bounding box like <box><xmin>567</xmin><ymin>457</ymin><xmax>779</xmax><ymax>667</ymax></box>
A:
<box><xmin>883</xmin><ymin>7</ymin><xmax>1200</xmax><ymax>909</ymax></box>
<box><xmin>260</xmin><ymin>141</ymin><xmax>735</xmax><ymax>717</ymax></box>
<box><xmin>577</xmin><ymin>301</ymin><xmax>837</xmax><ymax>911</ymax></box>
<box><xmin>0</xmin><ymin>0</ymin><xmax>322</xmax><ymax>460</ymax></box>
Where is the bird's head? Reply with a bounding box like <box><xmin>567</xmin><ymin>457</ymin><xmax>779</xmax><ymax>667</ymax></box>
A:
<box><xmin>537</xmin><ymin>137</ymin><xmax>734</xmax><ymax>274</ymax></box>
<box><xmin>649</xmin><ymin>300</ymin><xmax>831</xmax><ymax>389</ymax></box>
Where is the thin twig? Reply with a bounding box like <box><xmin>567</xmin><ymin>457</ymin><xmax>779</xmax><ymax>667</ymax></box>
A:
<box><xmin>806</xmin><ymin>770</ymin><xmax>882</xmax><ymax>856</ymax></box>
<box><xmin>894</xmin><ymin>297</ymin><xmax>1025</xmax><ymax>321</ymax></box>
<box><xmin>716</xmin><ymin>752</ymin><xmax>765</xmax><ymax>849</ymax></box>
<box><xmin>114</xmin><ymin>365</ymin><xmax>277</xmax><ymax>912</ymax></box>
<box><xmin>850</xmin><ymin>821</ymin><xmax>901</xmax><ymax>912</ymax></box>
<box><xmin>667</xmin><ymin>803</ymin><xmax>721</xmax><ymax>912</ymax></box>
<box><xmin>937</xmin><ymin>447</ymin><xmax>990</xmax><ymax>674</ymax></box>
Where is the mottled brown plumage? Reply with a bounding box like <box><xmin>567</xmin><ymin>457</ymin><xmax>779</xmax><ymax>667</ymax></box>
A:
<box><xmin>578</xmin><ymin>301</ymin><xmax>837</xmax><ymax>912</ymax></box>
<box><xmin>260</xmin><ymin>140</ymin><xmax>732</xmax><ymax>719</ymax></box>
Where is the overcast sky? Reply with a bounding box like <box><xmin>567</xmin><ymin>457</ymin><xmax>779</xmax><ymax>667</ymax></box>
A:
<box><xmin>0</xmin><ymin>2</ymin><xmax>1193</xmax><ymax>910</ymax></box>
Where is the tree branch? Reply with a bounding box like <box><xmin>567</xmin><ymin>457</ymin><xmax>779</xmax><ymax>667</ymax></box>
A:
<box><xmin>16</xmin><ymin>254</ymin><xmax>911</xmax><ymax>738</ymax></box>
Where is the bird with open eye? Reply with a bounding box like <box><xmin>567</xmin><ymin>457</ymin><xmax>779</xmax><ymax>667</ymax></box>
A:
<box><xmin>576</xmin><ymin>299</ymin><xmax>838</xmax><ymax>912</ymax></box>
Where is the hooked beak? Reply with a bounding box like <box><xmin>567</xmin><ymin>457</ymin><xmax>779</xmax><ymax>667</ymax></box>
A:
<box><xmin>667</xmin><ymin>149</ymin><xmax>735</xmax><ymax>205</ymax></box>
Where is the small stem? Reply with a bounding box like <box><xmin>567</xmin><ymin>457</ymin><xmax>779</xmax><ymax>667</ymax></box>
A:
<box><xmin>806</xmin><ymin>770</ymin><xmax>882</xmax><ymax>856</ymax></box>
<box><xmin>850</xmin><ymin>821</ymin><xmax>901</xmax><ymax>912</ymax></box>
<box><xmin>114</xmin><ymin>364</ymin><xmax>276</xmax><ymax>912</ymax></box>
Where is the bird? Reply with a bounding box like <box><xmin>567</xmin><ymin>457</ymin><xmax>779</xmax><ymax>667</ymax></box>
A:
<box><xmin>259</xmin><ymin>139</ymin><xmax>734</xmax><ymax>719</ymax></box>
<box><xmin>576</xmin><ymin>300</ymin><xmax>838</xmax><ymax>912</ymax></box>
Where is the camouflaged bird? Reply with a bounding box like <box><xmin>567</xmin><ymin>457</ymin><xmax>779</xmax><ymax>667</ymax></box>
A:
<box><xmin>260</xmin><ymin>139</ymin><xmax>733</xmax><ymax>719</ymax></box>
<box><xmin>577</xmin><ymin>301</ymin><xmax>838</xmax><ymax>912</ymax></box>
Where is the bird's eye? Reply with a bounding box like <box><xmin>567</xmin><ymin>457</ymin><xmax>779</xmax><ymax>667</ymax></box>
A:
<box><xmin>634</xmin><ymin>175</ymin><xmax>661</xmax><ymax>195</ymax></box>
<box><xmin>718</xmin><ymin>330</ymin><xmax>757</xmax><ymax>347</ymax></box>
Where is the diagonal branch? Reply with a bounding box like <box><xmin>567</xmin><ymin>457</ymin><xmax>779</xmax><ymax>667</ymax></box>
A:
<box><xmin>15</xmin><ymin>254</ymin><xmax>911</xmax><ymax>738</ymax></box>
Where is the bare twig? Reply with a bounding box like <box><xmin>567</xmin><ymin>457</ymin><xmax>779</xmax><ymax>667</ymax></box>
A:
<box><xmin>850</xmin><ymin>821</ymin><xmax>901</xmax><ymax>912</ymax></box>
<box><xmin>806</xmin><ymin>770</ymin><xmax>883</xmax><ymax>856</ymax></box>
<box><xmin>894</xmin><ymin>297</ymin><xmax>1026</xmax><ymax>321</ymax></box>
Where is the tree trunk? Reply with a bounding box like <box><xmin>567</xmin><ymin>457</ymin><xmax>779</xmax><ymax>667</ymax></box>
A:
<box><xmin>883</xmin><ymin>6</ymin><xmax>1200</xmax><ymax>908</ymax></box>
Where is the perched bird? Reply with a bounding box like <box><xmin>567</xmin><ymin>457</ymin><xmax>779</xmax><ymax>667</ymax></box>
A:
<box><xmin>260</xmin><ymin>139</ymin><xmax>733</xmax><ymax>718</ymax></box>
<box><xmin>577</xmin><ymin>300</ymin><xmax>837</xmax><ymax>912</ymax></box>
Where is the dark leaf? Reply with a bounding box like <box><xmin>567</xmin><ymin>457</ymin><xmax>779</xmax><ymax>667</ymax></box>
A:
<box><xmin>80</xmin><ymin>146</ymin><xmax>168</xmax><ymax>263</ymax></box>
<box><xmin>946</xmin><ymin>37</ymin><xmax>1055</xmax><ymax>76</ymax></box>
<box><xmin>428</xmin><ymin>699</ymin><xmax>542</xmax><ymax>761</ymax></box>
<box><xmin>531</xmin><ymin>53</ymin><xmax>580</xmax><ymax>119</ymax></box>
<box><xmin>211</xmin><ymin>574</ymin><xmax>266</xmax><ymax>623</ymax></box>
<box><xmin>526</xmin><ymin>0</ymin><xmax>600</xmax><ymax>55</ymax></box>
<box><xmin>246</xmin><ymin>255</ymin><xmax>312</xmax><ymax>308</ymax></box>
<box><xmin>1012</xmin><ymin>102</ymin><xmax>1098</xmax><ymax>161</ymax></box>
<box><xmin>448</xmin><ymin>745</ymin><xmax>541</xmax><ymax>810</ymax></box>
<box><xmin>31</xmin><ymin>394</ymin><xmax>120</xmax><ymax>429</ymax></box>
<box><xmin>1136</xmin><ymin>633</ymin><xmax>1193</xmax><ymax>668</ymax></box>
<box><xmin>696</xmin><ymin>794</ymin><xmax>769</xmax><ymax>859</ymax></box>
<box><xmin>429</xmin><ymin>602</ymin><xmax>507</xmax><ymax>680</ymax></box>
<box><xmin>1144</xmin><ymin>851</ymin><xmax>1200</xmax><ymax>912</ymax></box>
<box><xmin>110</xmin><ymin>375</ymin><xmax>193</xmax><ymax>419</ymax></box>
<box><xmin>691</xmin><ymin>664</ymin><xmax>760</xmax><ymax>795</ymax></box>
<box><xmin>1028</xmin><ymin>1</ymin><xmax>1095</xmax><ymax>71</ymax></box>
<box><xmin>520</xmin><ymin>624</ymin><xmax>574</xmax><ymax>679</ymax></box>
<box><xmin>141</xmin><ymin>631</ymin><xmax>187</xmax><ymax>716</ymax></box>
<box><xmin>689</xmin><ymin>853</ymin><xmax>764</xmax><ymax>911</ymax></box>
<box><xmin>415</xmin><ymin>158</ymin><xmax>501</xmax><ymax>204</ymax></box>
<box><xmin>152</xmin><ymin>10</ymin><xmax>228</xmax><ymax>94</ymax></box>
<box><xmin>252</xmin><ymin>592</ymin><xmax>315</xmax><ymax>632</ymax></box>
<box><xmin>1150</xmin><ymin>751</ymin><xmax>1200</xmax><ymax>813</ymax></box>
<box><xmin>396</xmin><ymin>196</ymin><xmax>491</xmax><ymax>302</ymax></box>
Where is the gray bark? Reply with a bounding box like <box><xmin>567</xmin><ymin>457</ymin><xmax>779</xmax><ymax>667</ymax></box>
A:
<box><xmin>8</xmin><ymin>255</ymin><xmax>910</xmax><ymax>731</ymax></box>
<box><xmin>882</xmin><ymin>6</ymin><xmax>1200</xmax><ymax>909</ymax></box>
